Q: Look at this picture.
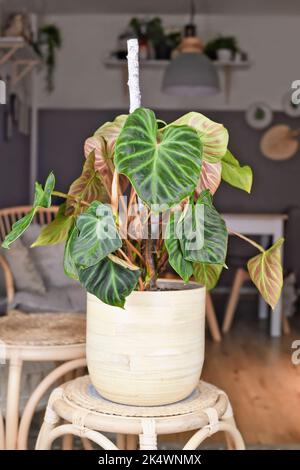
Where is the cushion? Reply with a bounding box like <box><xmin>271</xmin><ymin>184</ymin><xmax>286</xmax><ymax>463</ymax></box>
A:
<box><xmin>11</xmin><ymin>287</ymin><xmax>75</xmax><ymax>313</ymax></box>
<box><xmin>21</xmin><ymin>224</ymin><xmax>78</xmax><ymax>289</ymax></box>
<box><xmin>1</xmin><ymin>241</ymin><xmax>46</xmax><ymax>295</ymax></box>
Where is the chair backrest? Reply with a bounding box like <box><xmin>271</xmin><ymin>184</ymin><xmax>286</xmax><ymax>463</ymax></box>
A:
<box><xmin>0</xmin><ymin>206</ymin><xmax>58</xmax><ymax>242</ymax></box>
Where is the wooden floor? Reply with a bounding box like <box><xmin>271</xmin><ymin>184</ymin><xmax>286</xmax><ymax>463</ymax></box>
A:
<box><xmin>200</xmin><ymin>295</ymin><xmax>300</xmax><ymax>446</ymax></box>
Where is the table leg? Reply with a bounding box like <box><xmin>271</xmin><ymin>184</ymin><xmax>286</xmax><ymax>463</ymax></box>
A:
<box><xmin>271</xmin><ymin>298</ymin><xmax>282</xmax><ymax>337</ymax></box>
<box><xmin>258</xmin><ymin>235</ymin><xmax>270</xmax><ymax>320</ymax></box>
<box><xmin>258</xmin><ymin>295</ymin><xmax>268</xmax><ymax>320</ymax></box>
<box><xmin>5</xmin><ymin>355</ymin><xmax>23</xmax><ymax>449</ymax></box>
<box><xmin>270</xmin><ymin>224</ymin><xmax>284</xmax><ymax>337</ymax></box>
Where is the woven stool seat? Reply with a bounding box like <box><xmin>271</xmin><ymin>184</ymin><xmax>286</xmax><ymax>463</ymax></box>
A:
<box><xmin>0</xmin><ymin>310</ymin><xmax>86</xmax><ymax>451</ymax></box>
<box><xmin>36</xmin><ymin>375</ymin><xmax>245</xmax><ymax>450</ymax></box>
<box><xmin>0</xmin><ymin>310</ymin><xmax>85</xmax><ymax>346</ymax></box>
<box><xmin>63</xmin><ymin>375</ymin><xmax>221</xmax><ymax>418</ymax></box>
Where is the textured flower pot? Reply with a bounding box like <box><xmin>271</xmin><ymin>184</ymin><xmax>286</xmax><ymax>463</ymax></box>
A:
<box><xmin>86</xmin><ymin>279</ymin><xmax>206</xmax><ymax>406</ymax></box>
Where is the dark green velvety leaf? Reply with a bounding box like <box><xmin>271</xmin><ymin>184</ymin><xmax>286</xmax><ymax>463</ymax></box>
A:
<box><xmin>73</xmin><ymin>201</ymin><xmax>122</xmax><ymax>268</ymax></box>
<box><xmin>221</xmin><ymin>150</ymin><xmax>253</xmax><ymax>193</ymax></box>
<box><xmin>2</xmin><ymin>172</ymin><xmax>56</xmax><ymax>249</ymax></box>
<box><xmin>32</xmin><ymin>203</ymin><xmax>74</xmax><ymax>246</ymax></box>
<box><xmin>115</xmin><ymin>108</ymin><xmax>202</xmax><ymax>208</ymax></box>
<box><xmin>64</xmin><ymin>225</ymin><xmax>80</xmax><ymax>280</ymax></box>
<box><xmin>79</xmin><ymin>254</ymin><xmax>141</xmax><ymax>308</ymax></box>
<box><xmin>179</xmin><ymin>190</ymin><xmax>228</xmax><ymax>264</ymax></box>
<box><xmin>193</xmin><ymin>262</ymin><xmax>223</xmax><ymax>290</ymax></box>
<box><xmin>165</xmin><ymin>211</ymin><xmax>193</xmax><ymax>283</ymax></box>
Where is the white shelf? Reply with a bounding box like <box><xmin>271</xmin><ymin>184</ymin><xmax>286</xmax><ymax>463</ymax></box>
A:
<box><xmin>0</xmin><ymin>37</ymin><xmax>40</xmax><ymax>85</ymax></box>
<box><xmin>104</xmin><ymin>57</ymin><xmax>251</xmax><ymax>70</ymax></box>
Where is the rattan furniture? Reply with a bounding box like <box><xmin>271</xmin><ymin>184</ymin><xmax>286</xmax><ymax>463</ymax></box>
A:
<box><xmin>36</xmin><ymin>375</ymin><xmax>245</xmax><ymax>450</ymax></box>
<box><xmin>0</xmin><ymin>206</ymin><xmax>58</xmax><ymax>312</ymax></box>
<box><xmin>0</xmin><ymin>310</ymin><xmax>86</xmax><ymax>450</ymax></box>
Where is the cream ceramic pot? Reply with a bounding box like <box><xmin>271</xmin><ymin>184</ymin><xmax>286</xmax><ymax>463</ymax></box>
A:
<box><xmin>86</xmin><ymin>280</ymin><xmax>206</xmax><ymax>406</ymax></box>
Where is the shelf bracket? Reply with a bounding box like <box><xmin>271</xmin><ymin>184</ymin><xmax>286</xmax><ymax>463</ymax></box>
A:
<box><xmin>0</xmin><ymin>44</ymin><xmax>21</xmax><ymax>67</ymax></box>
<box><xmin>11</xmin><ymin>60</ymin><xmax>39</xmax><ymax>86</ymax></box>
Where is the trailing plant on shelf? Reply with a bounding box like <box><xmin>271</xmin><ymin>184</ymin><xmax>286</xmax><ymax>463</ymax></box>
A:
<box><xmin>33</xmin><ymin>24</ymin><xmax>62</xmax><ymax>92</ymax></box>
<box><xmin>2</xmin><ymin>108</ymin><xmax>284</xmax><ymax>310</ymax></box>
<box><xmin>204</xmin><ymin>36</ymin><xmax>238</xmax><ymax>61</ymax></box>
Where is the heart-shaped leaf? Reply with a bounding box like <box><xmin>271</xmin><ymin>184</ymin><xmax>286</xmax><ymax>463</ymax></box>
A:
<box><xmin>247</xmin><ymin>238</ymin><xmax>284</xmax><ymax>309</ymax></box>
<box><xmin>64</xmin><ymin>225</ymin><xmax>79</xmax><ymax>280</ymax></box>
<box><xmin>171</xmin><ymin>112</ymin><xmax>229</xmax><ymax>163</ymax></box>
<box><xmin>193</xmin><ymin>262</ymin><xmax>223</xmax><ymax>290</ymax></box>
<box><xmin>115</xmin><ymin>108</ymin><xmax>202</xmax><ymax>208</ymax></box>
<box><xmin>66</xmin><ymin>151</ymin><xmax>108</xmax><ymax>216</ymax></box>
<box><xmin>165</xmin><ymin>211</ymin><xmax>193</xmax><ymax>283</ymax></box>
<box><xmin>84</xmin><ymin>135</ymin><xmax>113</xmax><ymax>191</ymax></box>
<box><xmin>72</xmin><ymin>201</ymin><xmax>122</xmax><ymax>268</ymax></box>
<box><xmin>32</xmin><ymin>203</ymin><xmax>74</xmax><ymax>246</ymax></box>
<box><xmin>79</xmin><ymin>254</ymin><xmax>141</xmax><ymax>308</ymax></box>
<box><xmin>221</xmin><ymin>150</ymin><xmax>253</xmax><ymax>193</ymax></box>
<box><xmin>178</xmin><ymin>190</ymin><xmax>228</xmax><ymax>264</ymax></box>
<box><xmin>196</xmin><ymin>160</ymin><xmax>222</xmax><ymax>196</ymax></box>
<box><xmin>94</xmin><ymin>114</ymin><xmax>127</xmax><ymax>158</ymax></box>
<box><xmin>2</xmin><ymin>172</ymin><xmax>55</xmax><ymax>249</ymax></box>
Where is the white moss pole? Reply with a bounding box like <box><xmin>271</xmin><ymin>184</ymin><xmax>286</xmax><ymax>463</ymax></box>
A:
<box><xmin>127</xmin><ymin>39</ymin><xmax>141</xmax><ymax>113</ymax></box>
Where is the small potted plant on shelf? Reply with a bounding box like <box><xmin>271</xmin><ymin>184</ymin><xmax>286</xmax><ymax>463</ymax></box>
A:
<box><xmin>2</xmin><ymin>40</ymin><xmax>283</xmax><ymax>407</ymax></box>
<box><xmin>204</xmin><ymin>35</ymin><xmax>238</xmax><ymax>62</ymax></box>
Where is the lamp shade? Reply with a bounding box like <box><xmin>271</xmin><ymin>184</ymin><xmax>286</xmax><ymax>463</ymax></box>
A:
<box><xmin>162</xmin><ymin>53</ymin><xmax>220</xmax><ymax>96</ymax></box>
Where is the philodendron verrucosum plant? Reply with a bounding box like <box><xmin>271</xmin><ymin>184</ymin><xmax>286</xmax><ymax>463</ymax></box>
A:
<box><xmin>2</xmin><ymin>108</ymin><xmax>284</xmax><ymax>308</ymax></box>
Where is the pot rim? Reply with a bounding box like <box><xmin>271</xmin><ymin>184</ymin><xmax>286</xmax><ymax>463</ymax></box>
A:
<box><xmin>87</xmin><ymin>279</ymin><xmax>205</xmax><ymax>303</ymax></box>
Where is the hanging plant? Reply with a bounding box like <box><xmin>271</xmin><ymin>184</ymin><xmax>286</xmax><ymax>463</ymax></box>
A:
<box><xmin>34</xmin><ymin>24</ymin><xmax>62</xmax><ymax>93</ymax></box>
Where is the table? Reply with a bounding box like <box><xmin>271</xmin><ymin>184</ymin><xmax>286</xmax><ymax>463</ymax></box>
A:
<box><xmin>223</xmin><ymin>214</ymin><xmax>287</xmax><ymax>337</ymax></box>
<box><xmin>0</xmin><ymin>311</ymin><xmax>86</xmax><ymax>449</ymax></box>
<box><xmin>36</xmin><ymin>375</ymin><xmax>245</xmax><ymax>450</ymax></box>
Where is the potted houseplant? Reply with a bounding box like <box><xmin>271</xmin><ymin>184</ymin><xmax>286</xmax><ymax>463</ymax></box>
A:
<box><xmin>2</xmin><ymin>40</ymin><xmax>283</xmax><ymax>407</ymax></box>
<box><xmin>204</xmin><ymin>36</ymin><xmax>238</xmax><ymax>62</ymax></box>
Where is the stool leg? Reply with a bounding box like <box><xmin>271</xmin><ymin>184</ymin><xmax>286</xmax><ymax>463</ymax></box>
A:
<box><xmin>139</xmin><ymin>419</ymin><xmax>157</xmax><ymax>450</ymax></box>
<box><xmin>5</xmin><ymin>356</ymin><xmax>23</xmax><ymax>449</ymax></box>
<box><xmin>222</xmin><ymin>269</ymin><xmax>248</xmax><ymax>333</ymax></box>
<box><xmin>35</xmin><ymin>388</ymin><xmax>63</xmax><ymax>450</ymax></box>
<box><xmin>206</xmin><ymin>293</ymin><xmax>222</xmax><ymax>342</ymax></box>
<box><xmin>220</xmin><ymin>399</ymin><xmax>245</xmax><ymax>450</ymax></box>
<box><xmin>18</xmin><ymin>358</ymin><xmax>86</xmax><ymax>450</ymax></box>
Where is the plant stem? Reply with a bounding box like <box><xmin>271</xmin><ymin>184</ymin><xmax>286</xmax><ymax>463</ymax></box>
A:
<box><xmin>124</xmin><ymin>239</ymin><xmax>145</xmax><ymax>265</ymax></box>
<box><xmin>52</xmin><ymin>191</ymin><xmax>90</xmax><ymax>207</ymax></box>
<box><xmin>145</xmin><ymin>219</ymin><xmax>157</xmax><ymax>289</ymax></box>
<box><xmin>229</xmin><ymin>229</ymin><xmax>265</xmax><ymax>253</ymax></box>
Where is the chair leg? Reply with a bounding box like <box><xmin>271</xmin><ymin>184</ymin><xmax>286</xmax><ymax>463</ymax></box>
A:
<box><xmin>222</xmin><ymin>269</ymin><xmax>249</xmax><ymax>334</ymax></box>
<box><xmin>206</xmin><ymin>293</ymin><xmax>222</xmax><ymax>342</ymax></box>
<box><xmin>282</xmin><ymin>313</ymin><xmax>291</xmax><ymax>335</ymax></box>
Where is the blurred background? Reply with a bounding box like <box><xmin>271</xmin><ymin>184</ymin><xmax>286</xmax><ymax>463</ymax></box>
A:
<box><xmin>0</xmin><ymin>0</ymin><xmax>299</xmax><ymax>450</ymax></box>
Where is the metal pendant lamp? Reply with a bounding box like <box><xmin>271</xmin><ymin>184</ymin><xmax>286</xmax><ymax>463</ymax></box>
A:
<box><xmin>162</xmin><ymin>2</ymin><xmax>220</xmax><ymax>97</ymax></box>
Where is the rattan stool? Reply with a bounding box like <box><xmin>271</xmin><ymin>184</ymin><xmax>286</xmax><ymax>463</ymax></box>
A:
<box><xmin>36</xmin><ymin>375</ymin><xmax>245</xmax><ymax>450</ymax></box>
<box><xmin>0</xmin><ymin>310</ymin><xmax>86</xmax><ymax>450</ymax></box>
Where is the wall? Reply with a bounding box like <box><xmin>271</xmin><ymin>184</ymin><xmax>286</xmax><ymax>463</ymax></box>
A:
<box><xmin>0</xmin><ymin>108</ymin><xmax>30</xmax><ymax>207</ymax></box>
<box><xmin>36</xmin><ymin>13</ymin><xmax>299</xmax><ymax>110</ymax></box>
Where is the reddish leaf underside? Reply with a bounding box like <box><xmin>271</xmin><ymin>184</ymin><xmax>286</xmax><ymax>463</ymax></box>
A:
<box><xmin>197</xmin><ymin>161</ymin><xmax>222</xmax><ymax>196</ymax></box>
